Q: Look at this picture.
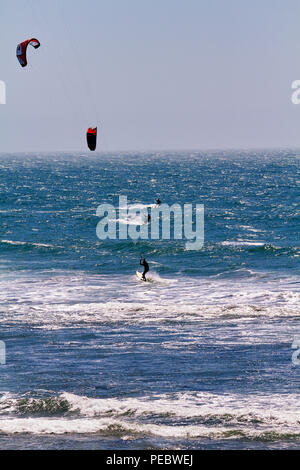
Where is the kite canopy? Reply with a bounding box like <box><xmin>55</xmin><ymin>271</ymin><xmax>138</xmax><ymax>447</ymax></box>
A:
<box><xmin>86</xmin><ymin>127</ymin><xmax>97</xmax><ymax>151</ymax></box>
<box><xmin>16</xmin><ymin>38</ymin><xmax>40</xmax><ymax>67</ymax></box>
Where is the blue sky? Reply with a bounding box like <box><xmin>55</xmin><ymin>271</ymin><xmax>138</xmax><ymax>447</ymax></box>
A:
<box><xmin>1</xmin><ymin>0</ymin><xmax>300</xmax><ymax>152</ymax></box>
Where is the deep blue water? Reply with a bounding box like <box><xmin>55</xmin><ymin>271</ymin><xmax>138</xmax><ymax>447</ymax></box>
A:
<box><xmin>0</xmin><ymin>150</ymin><xmax>299</xmax><ymax>449</ymax></box>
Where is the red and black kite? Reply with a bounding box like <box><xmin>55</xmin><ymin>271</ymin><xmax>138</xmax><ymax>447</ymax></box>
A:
<box><xmin>86</xmin><ymin>127</ymin><xmax>97</xmax><ymax>151</ymax></box>
<box><xmin>16</xmin><ymin>38</ymin><xmax>40</xmax><ymax>68</ymax></box>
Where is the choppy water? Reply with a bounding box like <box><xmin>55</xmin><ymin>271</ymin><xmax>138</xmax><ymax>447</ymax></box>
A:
<box><xmin>0</xmin><ymin>150</ymin><xmax>299</xmax><ymax>449</ymax></box>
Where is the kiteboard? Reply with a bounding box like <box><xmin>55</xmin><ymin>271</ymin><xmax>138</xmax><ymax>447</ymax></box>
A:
<box><xmin>136</xmin><ymin>271</ymin><xmax>146</xmax><ymax>282</ymax></box>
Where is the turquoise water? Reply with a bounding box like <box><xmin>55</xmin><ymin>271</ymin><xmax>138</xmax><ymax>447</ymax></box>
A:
<box><xmin>0</xmin><ymin>150</ymin><xmax>299</xmax><ymax>449</ymax></box>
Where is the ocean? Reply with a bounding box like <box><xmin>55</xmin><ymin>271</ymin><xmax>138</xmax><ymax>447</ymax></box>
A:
<box><xmin>0</xmin><ymin>149</ymin><xmax>299</xmax><ymax>450</ymax></box>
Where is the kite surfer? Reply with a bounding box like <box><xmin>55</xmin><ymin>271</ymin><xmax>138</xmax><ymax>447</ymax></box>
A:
<box><xmin>140</xmin><ymin>257</ymin><xmax>149</xmax><ymax>281</ymax></box>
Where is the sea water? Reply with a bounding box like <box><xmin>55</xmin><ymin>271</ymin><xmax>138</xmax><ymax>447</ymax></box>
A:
<box><xmin>0</xmin><ymin>150</ymin><xmax>299</xmax><ymax>449</ymax></box>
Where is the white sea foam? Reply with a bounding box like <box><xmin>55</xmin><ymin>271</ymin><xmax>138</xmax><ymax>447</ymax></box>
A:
<box><xmin>0</xmin><ymin>272</ymin><xmax>298</xmax><ymax>329</ymax></box>
<box><xmin>0</xmin><ymin>240</ymin><xmax>55</xmax><ymax>248</ymax></box>
<box><xmin>0</xmin><ymin>391</ymin><xmax>299</xmax><ymax>438</ymax></box>
<box><xmin>221</xmin><ymin>241</ymin><xmax>265</xmax><ymax>247</ymax></box>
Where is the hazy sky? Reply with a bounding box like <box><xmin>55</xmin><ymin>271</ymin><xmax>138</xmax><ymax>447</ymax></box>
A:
<box><xmin>1</xmin><ymin>0</ymin><xmax>300</xmax><ymax>152</ymax></box>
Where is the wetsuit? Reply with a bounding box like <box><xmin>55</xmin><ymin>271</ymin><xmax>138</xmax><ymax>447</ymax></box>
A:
<box><xmin>140</xmin><ymin>258</ymin><xmax>149</xmax><ymax>281</ymax></box>
<box><xmin>156</xmin><ymin>199</ymin><xmax>161</xmax><ymax>206</ymax></box>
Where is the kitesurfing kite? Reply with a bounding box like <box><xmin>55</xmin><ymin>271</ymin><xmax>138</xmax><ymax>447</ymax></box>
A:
<box><xmin>86</xmin><ymin>127</ymin><xmax>97</xmax><ymax>151</ymax></box>
<box><xmin>16</xmin><ymin>38</ymin><xmax>41</xmax><ymax>67</ymax></box>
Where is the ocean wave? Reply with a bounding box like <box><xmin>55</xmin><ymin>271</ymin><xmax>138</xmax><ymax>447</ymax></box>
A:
<box><xmin>0</xmin><ymin>391</ymin><xmax>299</xmax><ymax>440</ymax></box>
<box><xmin>0</xmin><ymin>240</ymin><xmax>60</xmax><ymax>250</ymax></box>
<box><xmin>220</xmin><ymin>241</ymin><xmax>299</xmax><ymax>255</ymax></box>
<box><xmin>221</xmin><ymin>241</ymin><xmax>266</xmax><ymax>247</ymax></box>
<box><xmin>0</xmin><ymin>300</ymin><xmax>298</xmax><ymax>330</ymax></box>
<box><xmin>2</xmin><ymin>418</ymin><xmax>300</xmax><ymax>440</ymax></box>
<box><xmin>0</xmin><ymin>272</ymin><xmax>298</xmax><ymax>329</ymax></box>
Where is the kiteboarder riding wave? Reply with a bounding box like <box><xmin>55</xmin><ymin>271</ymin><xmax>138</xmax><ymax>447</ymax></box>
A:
<box><xmin>140</xmin><ymin>257</ymin><xmax>149</xmax><ymax>281</ymax></box>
